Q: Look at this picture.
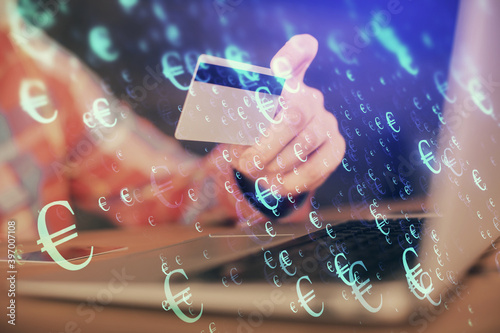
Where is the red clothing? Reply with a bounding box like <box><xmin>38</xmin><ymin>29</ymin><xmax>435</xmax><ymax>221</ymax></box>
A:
<box><xmin>0</xmin><ymin>26</ymin><xmax>264</xmax><ymax>240</ymax></box>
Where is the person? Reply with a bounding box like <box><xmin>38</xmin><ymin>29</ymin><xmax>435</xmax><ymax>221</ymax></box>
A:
<box><xmin>0</xmin><ymin>0</ymin><xmax>345</xmax><ymax>241</ymax></box>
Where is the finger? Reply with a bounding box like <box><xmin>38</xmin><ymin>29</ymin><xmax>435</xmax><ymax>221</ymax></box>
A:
<box><xmin>280</xmin><ymin>143</ymin><xmax>334</xmax><ymax>195</ymax></box>
<box><xmin>237</xmin><ymin>105</ymin><xmax>311</xmax><ymax>170</ymax></box>
<box><xmin>270</xmin><ymin>34</ymin><xmax>318</xmax><ymax>87</ymax></box>
<box><xmin>266</xmin><ymin>120</ymin><xmax>325</xmax><ymax>174</ymax></box>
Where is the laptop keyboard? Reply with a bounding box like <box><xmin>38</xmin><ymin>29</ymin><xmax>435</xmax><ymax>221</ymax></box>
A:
<box><xmin>194</xmin><ymin>217</ymin><xmax>423</xmax><ymax>285</ymax></box>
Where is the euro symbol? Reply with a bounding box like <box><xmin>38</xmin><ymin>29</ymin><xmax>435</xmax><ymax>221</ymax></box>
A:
<box><xmin>273</xmin><ymin>275</ymin><xmax>282</xmax><ymax>287</ymax></box>
<box><xmin>287</xmin><ymin>193</ymin><xmax>295</xmax><ymax>203</ymax></box>
<box><xmin>386</xmin><ymin>112</ymin><xmax>400</xmax><ymax>132</ymax></box>
<box><xmin>327</xmin><ymin>261</ymin><xmax>334</xmax><ymax>273</ymax></box>
<box><xmin>342</xmin><ymin>158</ymin><xmax>352</xmax><ymax>172</ymax></box>
<box><xmin>290</xmin><ymin>302</ymin><xmax>298</xmax><ymax>313</ymax></box>
<box><xmin>176</xmin><ymin>255</ymin><xmax>183</xmax><ymax>266</ymax></box>
<box><xmin>264</xmin><ymin>250</ymin><xmax>276</xmax><ymax>269</ymax></box>
<box><xmin>334</xmin><ymin>253</ymin><xmax>354</xmax><ymax>286</ymax></box>
<box><xmin>258</xmin><ymin>122</ymin><xmax>269</xmax><ymax>137</ymax></box>
<box><xmin>195</xmin><ymin>222</ymin><xmax>203</xmax><ymax>233</ymax></box>
<box><xmin>162</xmin><ymin>51</ymin><xmax>189</xmax><ymax>91</ymax></box>
<box><xmin>279</xmin><ymin>250</ymin><xmax>296</xmax><ymax>276</ymax></box>
<box><xmin>188</xmin><ymin>188</ymin><xmax>198</xmax><ymax>201</ymax></box>
<box><xmin>309</xmin><ymin>211</ymin><xmax>322</xmax><ymax>229</ymax></box>
<box><xmin>148</xmin><ymin>216</ymin><xmax>156</xmax><ymax>226</ymax></box>
<box><xmin>255</xmin><ymin>86</ymin><xmax>282</xmax><ymax>124</ymax></box>
<box><xmin>88</xmin><ymin>26</ymin><xmax>119</xmax><ymax>62</ymax></box>
<box><xmin>222</xmin><ymin>276</ymin><xmax>229</xmax><ymax>287</ymax></box>
<box><xmin>402</xmin><ymin>247</ymin><xmax>441</xmax><ymax>306</ymax></box>
<box><xmin>120</xmin><ymin>188</ymin><xmax>133</xmax><ymax>206</ymax></box>
<box><xmin>468</xmin><ymin>77</ymin><xmax>494</xmax><ymax>116</ymax></box>
<box><xmin>224</xmin><ymin>181</ymin><xmax>233</xmax><ymax>194</ymax></box>
<box><xmin>472</xmin><ymin>169</ymin><xmax>487</xmax><ymax>191</ymax></box>
<box><xmin>151</xmin><ymin>166</ymin><xmax>183</xmax><ymax>208</ymax></box>
<box><xmin>98</xmin><ymin>196</ymin><xmax>109</xmax><ymax>211</ymax></box>
<box><xmin>92</xmin><ymin>98</ymin><xmax>117</xmax><ymax>127</ymax></box>
<box><xmin>19</xmin><ymin>79</ymin><xmax>58</xmax><ymax>124</ymax></box>
<box><xmin>418</xmin><ymin>140</ymin><xmax>441</xmax><ymax>174</ymax></box>
<box><xmin>230</xmin><ymin>268</ymin><xmax>242</xmax><ymax>285</ymax></box>
<box><xmin>276</xmin><ymin>173</ymin><xmax>284</xmax><ymax>185</ymax></box>
<box><xmin>326</xmin><ymin>223</ymin><xmax>336</xmax><ymax>239</ymax></box>
<box><xmin>294</xmin><ymin>143</ymin><xmax>308</xmax><ymax>162</ymax></box>
<box><xmin>296</xmin><ymin>275</ymin><xmax>324</xmax><ymax>317</ymax></box>
<box><xmin>237</xmin><ymin>107</ymin><xmax>247</xmax><ymax>120</ymax></box>
<box><xmin>162</xmin><ymin>268</ymin><xmax>203</xmax><ymax>323</ymax></box>
<box><xmin>253</xmin><ymin>155</ymin><xmax>264</xmax><ymax>170</ymax></box>
<box><xmin>265</xmin><ymin>221</ymin><xmax>276</xmax><ymax>237</ymax></box>
<box><xmin>431</xmin><ymin>229</ymin><xmax>439</xmax><ymax>242</ymax></box>
<box><xmin>255</xmin><ymin>177</ymin><xmax>280</xmax><ymax>211</ymax></box>
<box><xmin>222</xmin><ymin>150</ymin><xmax>232</xmax><ymax>162</ymax></box>
<box><xmin>375</xmin><ymin>117</ymin><xmax>384</xmax><ymax>130</ymax></box>
<box><xmin>375</xmin><ymin>214</ymin><xmax>390</xmax><ymax>236</ymax></box>
<box><xmin>433</xmin><ymin>71</ymin><xmax>456</xmax><ymax>103</ymax></box>
<box><xmin>209</xmin><ymin>322</ymin><xmax>217</xmax><ymax>333</ymax></box>
<box><xmin>203</xmin><ymin>249</ymin><xmax>210</xmax><ymax>259</ymax></box>
<box><xmin>37</xmin><ymin>201</ymin><xmax>93</xmax><ymax>271</ymax></box>
<box><xmin>349</xmin><ymin>260</ymin><xmax>383</xmax><ymax>313</ymax></box>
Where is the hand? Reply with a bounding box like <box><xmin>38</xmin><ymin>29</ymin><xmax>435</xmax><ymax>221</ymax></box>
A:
<box><xmin>227</xmin><ymin>34</ymin><xmax>345</xmax><ymax>197</ymax></box>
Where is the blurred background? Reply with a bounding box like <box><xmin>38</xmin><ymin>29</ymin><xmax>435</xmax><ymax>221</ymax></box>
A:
<box><xmin>18</xmin><ymin>0</ymin><xmax>459</xmax><ymax>212</ymax></box>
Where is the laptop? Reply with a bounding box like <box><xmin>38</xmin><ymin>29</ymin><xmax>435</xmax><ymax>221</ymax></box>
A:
<box><xmin>18</xmin><ymin>0</ymin><xmax>500</xmax><ymax>330</ymax></box>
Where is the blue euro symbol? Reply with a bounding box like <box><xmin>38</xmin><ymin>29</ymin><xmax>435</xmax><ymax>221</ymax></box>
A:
<box><xmin>334</xmin><ymin>253</ymin><xmax>354</xmax><ymax>286</ymax></box>
<box><xmin>264</xmin><ymin>250</ymin><xmax>276</xmax><ymax>269</ymax></box>
<box><xmin>255</xmin><ymin>177</ymin><xmax>280</xmax><ymax>211</ymax></box>
<box><xmin>326</xmin><ymin>261</ymin><xmax>335</xmax><ymax>273</ymax></box>
<box><xmin>255</xmin><ymin>86</ymin><xmax>282</xmax><ymax>124</ymax></box>
<box><xmin>19</xmin><ymin>79</ymin><xmax>58</xmax><ymax>124</ymax></box>
<box><xmin>386</xmin><ymin>112</ymin><xmax>400</xmax><ymax>132</ymax></box>
<box><xmin>37</xmin><ymin>201</ymin><xmax>93</xmax><ymax>271</ymax></box>
<box><xmin>273</xmin><ymin>275</ymin><xmax>282</xmax><ymax>287</ymax></box>
<box><xmin>402</xmin><ymin>247</ymin><xmax>441</xmax><ymax>306</ymax></box>
<box><xmin>433</xmin><ymin>71</ymin><xmax>456</xmax><ymax>103</ymax></box>
<box><xmin>162</xmin><ymin>268</ymin><xmax>203</xmax><ymax>323</ymax></box>
<box><xmin>375</xmin><ymin>214</ymin><xmax>390</xmax><ymax>236</ymax></box>
<box><xmin>279</xmin><ymin>250</ymin><xmax>296</xmax><ymax>276</ymax></box>
<box><xmin>230</xmin><ymin>268</ymin><xmax>242</xmax><ymax>285</ymax></box>
<box><xmin>296</xmin><ymin>275</ymin><xmax>324</xmax><ymax>317</ymax></box>
<box><xmin>88</xmin><ymin>26</ymin><xmax>119</xmax><ymax>62</ymax></box>
<box><xmin>309</xmin><ymin>211</ymin><xmax>322</xmax><ymax>229</ymax></box>
<box><xmin>348</xmin><ymin>260</ymin><xmax>383</xmax><ymax>313</ymax></box>
<box><xmin>162</xmin><ymin>51</ymin><xmax>189</xmax><ymax>91</ymax></box>
<box><xmin>418</xmin><ymin>140</ymin><xmax>441</xmax><ymax>174</ymax></box>
<box><xmin>325</xmin><ymin>223</ymin><xmax>336</xmax><ymax>239</ymax></box>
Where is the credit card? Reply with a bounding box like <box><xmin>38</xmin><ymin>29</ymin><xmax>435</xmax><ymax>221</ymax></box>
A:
<box><xmin>175</xmin><ymin>54</ymin><xmax>286</xmax><ymax>145</ymax></box>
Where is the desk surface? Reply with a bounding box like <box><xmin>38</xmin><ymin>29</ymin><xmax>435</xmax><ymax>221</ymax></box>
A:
<box><xmin>1</xmin><ymin>220</ymin><xmax>500</xmax><ymax>333</ymax></box>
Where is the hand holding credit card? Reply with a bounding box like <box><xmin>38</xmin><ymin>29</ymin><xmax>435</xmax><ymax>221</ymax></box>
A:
<box><xmin>178</xmin><ymin>35</ymin><xmax>346</xmax><ymax>196</ymax></box>
<box><xmin>175</xmin><ymin>54</ymin><xmax>286</xmax><ymax>145</ymax></box>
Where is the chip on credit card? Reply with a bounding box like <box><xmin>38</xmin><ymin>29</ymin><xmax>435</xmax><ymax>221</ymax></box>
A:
<box><xmin>175</xmin><ymin>55</ymin><xmax>286</xmax><ymax>145</ymax></box>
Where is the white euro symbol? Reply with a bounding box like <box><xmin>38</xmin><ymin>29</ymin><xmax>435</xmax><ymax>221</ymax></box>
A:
<box><xmin>19</xmin><ymin>79</ymin><xmax>58</xmax><ymax>124</ymax></box>
<box><xmin>37</xmin><ymin>201</ymin><xmax>93</xmax><ymax>271</ymax></box>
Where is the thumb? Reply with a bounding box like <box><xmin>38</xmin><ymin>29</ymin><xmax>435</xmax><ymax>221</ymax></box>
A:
<box><xmin>270</xmin><ymin>34</ymin><xmax>318</xmax><ymax>86</ymax></box>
